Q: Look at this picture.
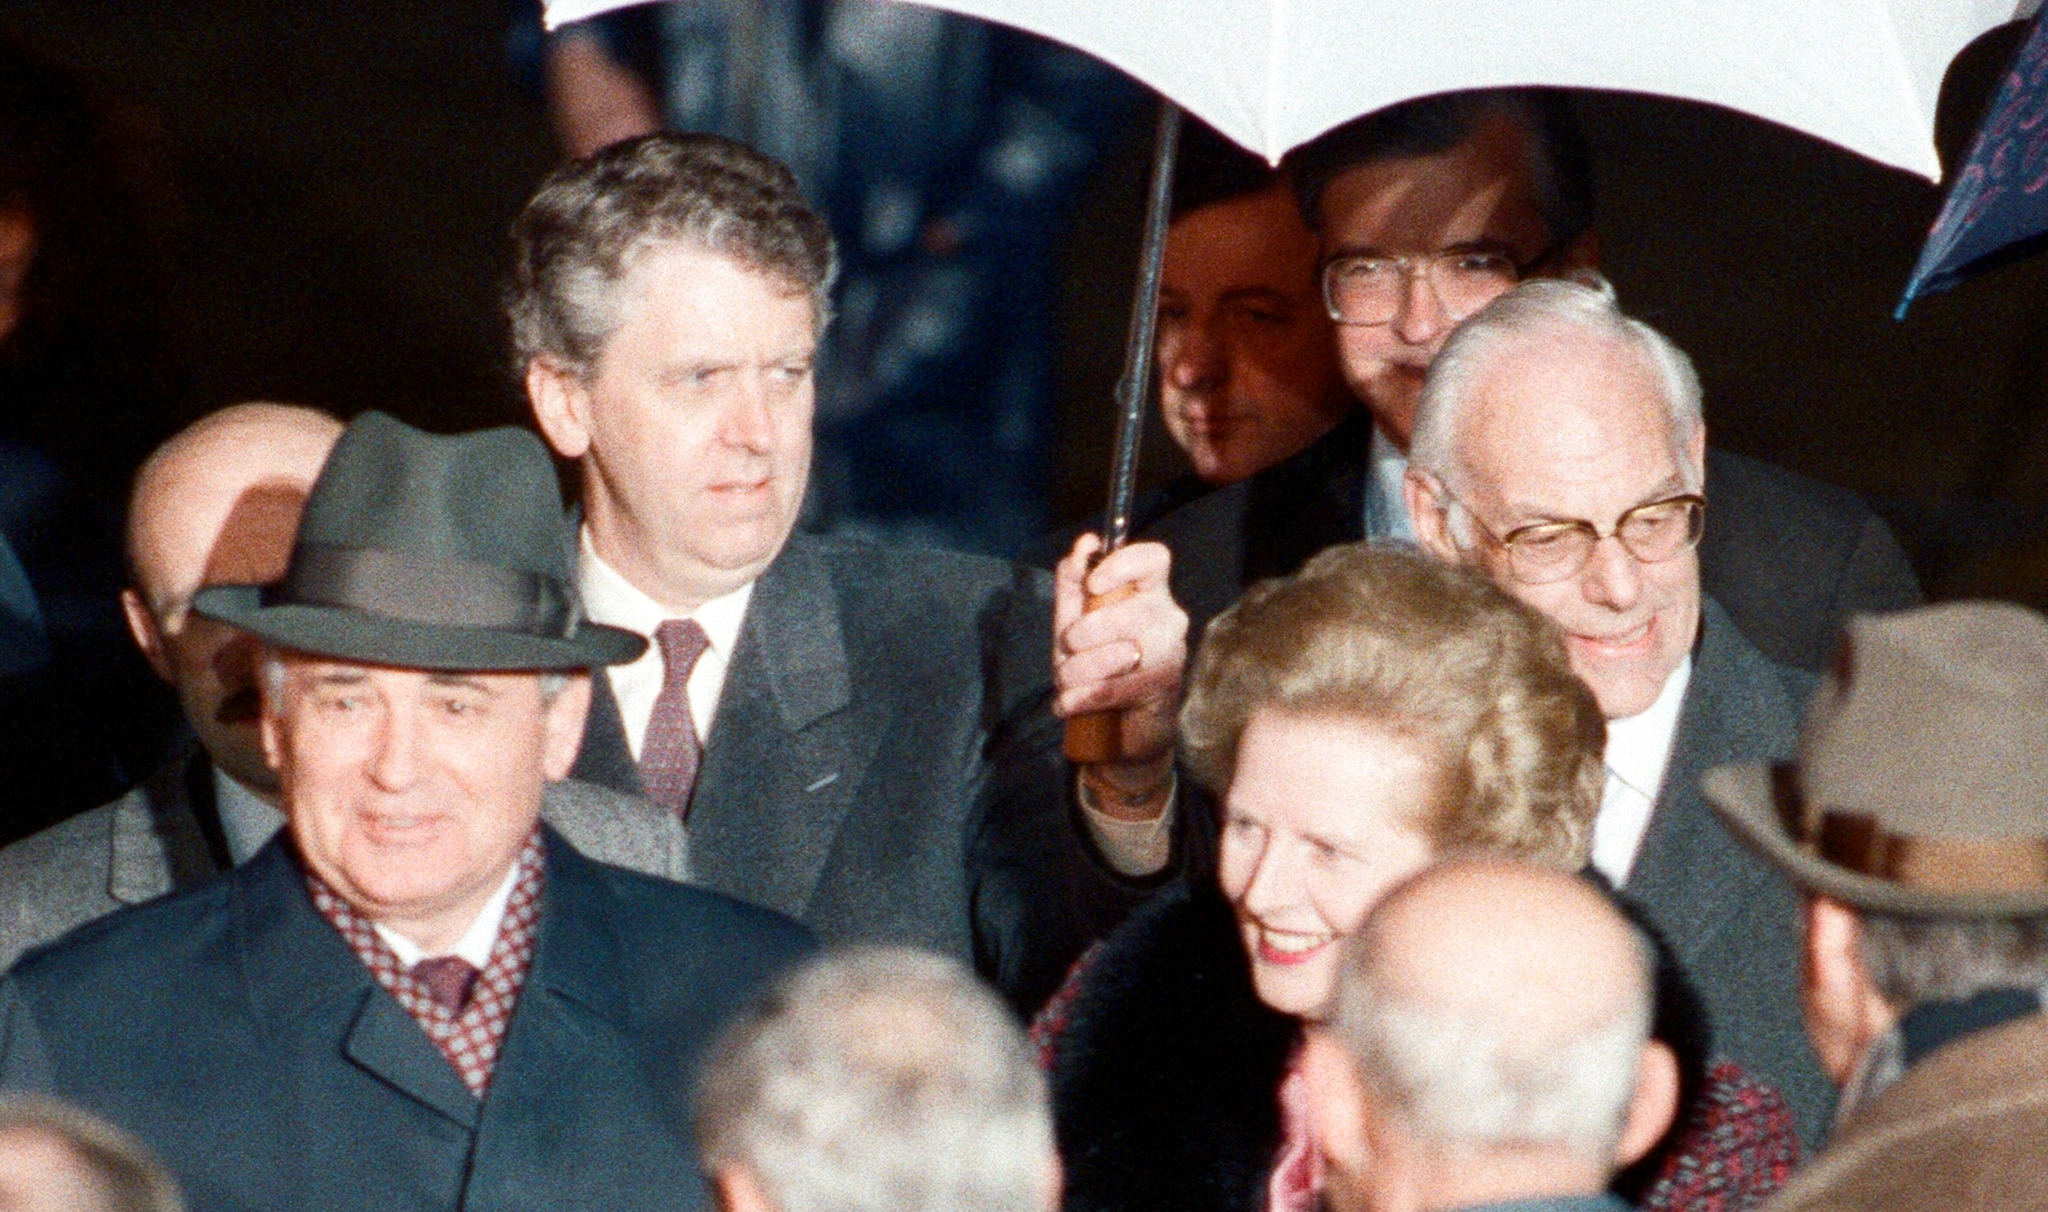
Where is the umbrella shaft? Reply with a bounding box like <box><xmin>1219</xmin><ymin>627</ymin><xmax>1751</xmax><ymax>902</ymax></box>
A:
<box><xmin>1101</xmin><ymin>97</ymin><xmax>1181</xmax><ymax>550</ymax></box>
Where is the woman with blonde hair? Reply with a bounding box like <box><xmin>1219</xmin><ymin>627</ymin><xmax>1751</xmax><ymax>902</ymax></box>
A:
<box><xmin>1040</xmin><ymin>542</ymin><xmax>1795</xmax><ymax>1212</ymax></box>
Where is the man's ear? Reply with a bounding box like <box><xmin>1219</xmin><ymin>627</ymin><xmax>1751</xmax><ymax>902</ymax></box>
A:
<box><xmin>541</xmin><ymin>672</ymin><xmax>594</xmax><ymax>781</ymax></box>
<box><xmin>1803</xmin><ymin>894</ymin><xmax>1892</xmax><ymax>1085</ymax></box>
<box><xmin>1616</xmin><ymin>1038</ymin><xmax>1680</xmax><ymax>1168</ymax></box>
<box><xmin>1403</xmin><ymin>469</ymin><xmax>1459</xmax><ymax>562</ymax></box>
<box><xmin>259</xmin><ymin>675</ymin><xmax>287</xmax><ymax>776</ymax></box>
<box><xmin>711</xmin><ymin>1163</ymin><xmax>778</xmax><ymax>1212</ymax></box>
<box><xmin>527</xmin><ymin>357</ymin><xmax>595</xmax><ymax>459</ymax></box>
<box><xmin>1300</xmin><ymin>1028</ymin><xmax>1372</xmax><ymax>1178</ymax></box>
<box><xmin>120</xmin><ymin>587</ymin><xmax>175</xmax><ymax>682</ymax></box>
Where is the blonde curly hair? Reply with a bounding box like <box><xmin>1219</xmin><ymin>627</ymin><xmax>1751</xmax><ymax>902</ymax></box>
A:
<box><xmin>1180</xmin><ymin>542</ymin><xmax>1603</xmax><ymax>868</ymax></box>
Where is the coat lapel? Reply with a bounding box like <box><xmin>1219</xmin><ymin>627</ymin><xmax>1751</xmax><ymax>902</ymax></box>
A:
<box><xmin>231</xmin><ymin>844</ymin><xmax>480</xmax><ymax>1130</ymax></box>
<box><xmin>465</xmin><ymin>835</ymin><xmax>705</xmax><ymax>1206</ymax></box>
<box><xmin>687</xmin><ymin>536</ymin><xmax>881</xmax><ymax>920</ymax></box>
<box><xmin>1625</xmin><ymin>598</ymin><xmax>1807</xmax><ymax>964</ymax></box>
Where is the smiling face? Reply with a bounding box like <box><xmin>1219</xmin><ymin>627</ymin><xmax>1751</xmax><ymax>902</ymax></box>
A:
<box><xmin>1316</xmin><ymin>117</ymin><xmax>1561</xmax><ymax>449</ymax></box>
<box><xmin>261</xmin><ymin>656</ymin><xmax>589</xmax><ymax>951</ymax></box>
<box><xmin>1426</xmin><ymin>330</ymin><xmax>1704</xmax><ymax>720</ymax></box>
<box><xmin>1217</xmin><ymin>709</ymin><xmax>1444</xmax><ymax>1019</ymax></box>
<box><xmin>1157</xmin><ymin>184</ymin><xmax>1351</xmax><ymax>484</ymax></box>
<box><xmin>530</xmin><ymin>241</ymin><xmax>816</xmax><ymax>612</ymax></box>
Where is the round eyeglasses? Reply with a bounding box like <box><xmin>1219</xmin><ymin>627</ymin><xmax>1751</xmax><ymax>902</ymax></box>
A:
<box><xmin>1321</xmin><ymin>244</ymin><xmax>1556</xmax><ymax>327</ymax></box>
<box><xmin>1451</xmin><ymin>493</ymin><xmax>1707</xmax><ymax>585</ymax></box>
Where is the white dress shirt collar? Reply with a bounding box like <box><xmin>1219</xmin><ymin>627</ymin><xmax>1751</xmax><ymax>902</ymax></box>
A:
<box><xmin>1591</xmin><ymin>654</ymin><xmax>1693</xmax><ymax>885</ymax></box>
<box><xmin>374</xmin><ymin>860</ymin><xmax>521</xmax><ymax>969</ymax></box>
<box><xmin>577</xmin><ymin>529</ymin><xmax>752</xmax><ymax>756</ymax></box>
<box><xmin>1365</xmin><ymin>422</ymin><xmax>1415</xmax><ymax>542</ymax></box>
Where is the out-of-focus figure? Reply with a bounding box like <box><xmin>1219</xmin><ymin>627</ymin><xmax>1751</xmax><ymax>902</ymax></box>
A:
<box><xmin>1301</xmin><ymin>859</ymin><xmax>1676</xmax><ymax>1212</ymax></box>
<box><xmin>697</xmin><ymin>946</ymin><xmax>1058</xmax><ymax>1212</ymax></box>
<box><xmin>541</xmin><ymin>1</ymin><xmax>1136</xmax><ymax>555</ymax></box>
<box><xmin>0</xmin><ymin>1095</ymin><xmax>185</xmax><ymax>1212</ymax></box>
<box><xmin>1154</xmin><ymin>120</ymin><xmax>1350</xmax><ymax>495</ymax></box>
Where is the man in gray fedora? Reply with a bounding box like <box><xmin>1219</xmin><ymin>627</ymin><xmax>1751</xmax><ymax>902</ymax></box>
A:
<box><xmin>0</xmin><ymin>402</ymin><xmax>686</xmax><ymax>967</ymax></box>
<box><xmin>0</xmin><ymin>412</ymin><xmax>813</xmax><ymax>1212</ymax></box>
<box><xmin>1705</xmin><ymin>601</ymin><xmax>2048</xmax><ymax>1211</ymax></box>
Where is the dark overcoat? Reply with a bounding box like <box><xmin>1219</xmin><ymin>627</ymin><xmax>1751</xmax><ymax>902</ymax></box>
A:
<box><xmin>0</xmin><ymin>829</ymin><xmax>810</xmax><ymax>1212</ymax></box>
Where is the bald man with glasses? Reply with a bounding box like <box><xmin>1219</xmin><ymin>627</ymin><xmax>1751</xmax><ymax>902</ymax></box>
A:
<box><xmin>1404</xmin><ymin>278</ymin><xmax>1834</xmax><ymax>1151</ymax></box>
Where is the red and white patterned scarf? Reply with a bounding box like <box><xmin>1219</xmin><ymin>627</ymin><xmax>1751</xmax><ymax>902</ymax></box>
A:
<box><xmin>306</xmin><ymin>829</ymin><xmax>547</xmax><ymax>1098</ymax></box>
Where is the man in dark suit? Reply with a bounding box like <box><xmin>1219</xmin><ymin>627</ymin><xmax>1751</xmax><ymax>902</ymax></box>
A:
<box><xmin>0</xmin><ymin>412</ymin><xmax>811</xmax><ymax>1211</ymax></box>
<box><xmin>1301</xmin><ymin>860</ymin><xmax>1676</xmax><ymax>1212</ymax></box>
<box><xmin>1144</xmin><ymin>89</ymin><xmax>1918</xmax><ymax>672</ymax></box>
<box><xmin>0</xmin><ymin>404</ymin><xmax>686</xmax><ymax>966</ymax></box>
<box><xmin>511</xmin><ymin>134</ymin><xmax>1187</xmax><ymax>1014</ymax></box>
<box><xmin>1402</xmin><ymin>279</ymin><xmax>1831</xmax><ymax>1144</ymax></box>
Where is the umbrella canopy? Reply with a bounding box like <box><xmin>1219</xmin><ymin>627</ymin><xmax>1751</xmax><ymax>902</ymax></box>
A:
<box><xmin>546</xmin><ymin>0</ymin><xmax>2025</xmax><ymax>179</ymax></box>
<box><xmin>1900</xmin><ymin>6</ymin><xmax>2048</xmax><ymax>313</ymax></box>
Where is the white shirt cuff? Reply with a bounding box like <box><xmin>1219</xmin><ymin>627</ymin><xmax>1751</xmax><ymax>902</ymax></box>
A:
<box><xmin>1078</xmin><ymin>772</ymin><xmax>1176</xmax><ymax>879</ymax></box>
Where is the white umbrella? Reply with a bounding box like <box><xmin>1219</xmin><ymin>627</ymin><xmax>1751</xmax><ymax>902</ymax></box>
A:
<box><xmin>546</xmin><ymin>0</ymin><xmax>2030</xmax><ymax>179</ymax></box>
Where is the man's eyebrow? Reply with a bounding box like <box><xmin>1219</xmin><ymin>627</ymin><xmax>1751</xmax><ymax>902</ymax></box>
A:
<box><xmin>425</xmin><ymin>672</ymin><xmax>497</xmax><ymax>695</ymax></box>
<box><xmin>1503</xmin><ymin>475</ymin><xmax>1693</xmax><ymax>524</ymax></box>
<box><xmin>309</xmin><ymin>668</ymin><xmax>370</xmax><ymax>686</ymax></box>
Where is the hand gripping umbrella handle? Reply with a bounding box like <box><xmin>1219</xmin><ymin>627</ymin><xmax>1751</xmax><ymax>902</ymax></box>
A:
<box><xmin>1066</xmin><ymin>96</ymin><xmax>1182</xmax><ymax>766</ymax></box>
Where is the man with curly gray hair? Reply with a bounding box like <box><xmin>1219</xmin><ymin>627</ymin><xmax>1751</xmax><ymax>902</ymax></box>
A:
<box><xmin>695</xmin><ymin>947</ymin><xmax>1057</xmax><ymax>1212</ymax></box>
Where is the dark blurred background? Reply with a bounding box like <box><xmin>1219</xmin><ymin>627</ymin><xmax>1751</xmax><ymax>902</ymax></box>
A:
<box><xmin>1</xmin><ymin>0</ymin><xmax>2044</xmax><ymax>606</ymax></box>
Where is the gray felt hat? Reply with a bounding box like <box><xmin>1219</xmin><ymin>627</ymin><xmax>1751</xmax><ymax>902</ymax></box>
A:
<box><xmin>1704</xmin><ymin>602</ymin><xmax>2048</xmax><ymax>918</ymax></box>
<box><xmin>194</xmin><ymin>411</ymin><xmax>644</xmax><ymax>671</ymax></box>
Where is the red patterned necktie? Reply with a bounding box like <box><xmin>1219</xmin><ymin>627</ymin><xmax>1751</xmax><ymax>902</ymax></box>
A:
<box><xmin>640</xmin><ymin>617</ymin><xmax>712</xmax><ymax>816</ymax></box>
<box><xmin>412</xmin><ymin>956</ymin><xmax>479</xmax><ymax>1014</ymax></box>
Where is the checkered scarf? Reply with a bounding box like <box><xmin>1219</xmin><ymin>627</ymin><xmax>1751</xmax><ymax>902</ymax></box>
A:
<box><xmin>306</xmin><ymin>829</ymin><xmax>547</xmax><ymax>1098</ymax></box>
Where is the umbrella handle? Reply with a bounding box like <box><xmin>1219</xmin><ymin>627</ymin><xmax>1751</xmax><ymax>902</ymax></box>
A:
<box><xmin>1062</xmin><ymin>578</ymin><xmax>1143</xmax><ymax>764</ymax></box>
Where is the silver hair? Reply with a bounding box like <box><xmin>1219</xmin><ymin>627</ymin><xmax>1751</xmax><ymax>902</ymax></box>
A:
<box><xmin>1858</xmin><ymin>910</ymin><xmax>2048</xmax><ymax>1008</ymax></box>
<box><xmin>0</xmin><ymin>1095</ymin><xmax>186</xmax><ymax>1212</ymax></box>
<box><xmin>1328</xmin><ymin>912</ymin><xmax>1656</xmax><ymax>1162</ymax></box>
<box><xmin>695</xmin><ymin>946</ymin><xmax>1053</xmax><ymax>1212</ymax></box>
<box><xmin>259</xmin><ymin>652</ymin><xmax>572</xmax><ymax>703</ymax></box>
<box><xmin>1410</xmin><ymin>277</ymin><xmax>1705</xmax><ymax>502</ymax></box>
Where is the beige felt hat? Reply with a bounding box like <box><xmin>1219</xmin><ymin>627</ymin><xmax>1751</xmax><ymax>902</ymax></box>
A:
<box><xmin>1704</xmin><ymin>601</ymin><xmax>2048</xmax><ymax>918</ymax></box>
